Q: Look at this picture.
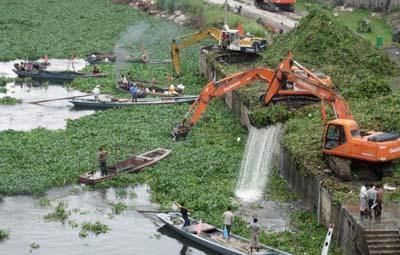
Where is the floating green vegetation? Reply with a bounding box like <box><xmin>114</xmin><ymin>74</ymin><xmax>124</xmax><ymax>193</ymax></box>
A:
<box><xmin>262</xmin><ymin>211</ymin><xmax>343</xmax><ymax>255</ymax></box>
<box><xmin>30</xmin><ymin>242</ymin><xmax>40</xmax><ymax>249</ymax></box>
<box><xmin>0</xmin><ymin>87</ymin><xmax>6</xmax><ymax>93</ymax></box>
<box><xmin>37</xmin><ymin>197</ymin><xmax>51</xmax><ymax>207</ymax></box>
<box><xmin>0</xmin><ymin>77</ymin><xmax>13</xmax><ymax>87</ymax></box>
<box><xmin>0</xmin><ymin>0</ymin><xmax>156</xmax><ymax>61</ymax></box>
<box><xmin>43</xmin><ymin>201</ymin><xmax>71</xmax><ymax>223</ymax></box>
<box><xmin>266</xmin><ymin>167</ymin><xmax>297</xmax><ymax>202</ymax></box>
<box><xmin>79</xmin><ymin>221</ymin><xmax>110</xmax><ymax>238</ymax></box>
<box><xmin>115</xmin><ymin>188</ymin><xmax>128</xmax><ymax>199</ymax></box>
<box><xmin>0</xmin><ymin>229</ymin><xmax>10</xmax><ymax>241</ymax></box>
<box><xmin>110</xmin><ymin>202</ymin><xmax>128</xmax><ymax>215</ymax></box>
<box><xmin>249</xmin><ymin>105</ymin><xmax>292</xmax><ymax>128</ymax></box>
<box><xmin>0</xmin><ymin>96</ymin><xmax>21</xmax><ymax>105</ymax></box>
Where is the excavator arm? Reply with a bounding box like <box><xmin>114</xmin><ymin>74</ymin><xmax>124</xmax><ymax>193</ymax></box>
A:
<box><xmin>172</xmin><ymin>67</ymin><xmax>277</xmax><ymax>140</ymax></box>
<box><xmin>262</xmin><ymin>53</ymin><xmax>352</xmax><ymax>121</ymax></box>
<box><xmin>171</xmin><ymin>28</ymin><xmax>222</xmax><ymax>77</ymax></box>
<box><xmin>172</xmin><ymin>53</ymin><xmax>352</xmax><ymax>140</ymax></box>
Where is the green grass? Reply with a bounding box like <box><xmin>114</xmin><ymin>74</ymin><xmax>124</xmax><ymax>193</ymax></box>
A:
<box><xmin>337</xmin><ymin>10</ymin><xmax>392</xmax><ymax>46</ymax></box>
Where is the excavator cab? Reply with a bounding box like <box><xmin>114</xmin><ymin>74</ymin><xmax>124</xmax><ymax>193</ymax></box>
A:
<box><xmin>324</xmin><ymin>124</ymin><xmax>347</xmax><ymax>150</ymax></box>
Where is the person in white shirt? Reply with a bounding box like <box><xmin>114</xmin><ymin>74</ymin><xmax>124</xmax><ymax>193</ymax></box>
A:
<box><xmin>223</xmin><ymin>206</ymin><xmax>234</xmax><ymax>238</ymax></box>
<box><xmin>367</xmin><ymin>185</ymin><xmax>377</xmax><ymax>218</ymax></box>
<box><xmin>359</xmin><ymin>184</ymin><xmax>368</xmax><ymax>216</ymax></box>
<box><xmin>93</xmin><ymin>85</ymin><xmax>100</xmax><ymax>102</ymax></box>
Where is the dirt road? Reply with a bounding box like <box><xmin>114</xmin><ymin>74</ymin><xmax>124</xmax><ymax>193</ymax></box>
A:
<box><xmin>206</xmin><ymin>0</ymin><xmax>304</xmax><ymax>32</ymax></box>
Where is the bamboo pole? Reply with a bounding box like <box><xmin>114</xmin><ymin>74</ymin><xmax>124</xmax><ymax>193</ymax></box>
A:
<box><xmin>27</xmin><ymin>93</ymin><xmax>93</xmax><ymax>104</ymax></box>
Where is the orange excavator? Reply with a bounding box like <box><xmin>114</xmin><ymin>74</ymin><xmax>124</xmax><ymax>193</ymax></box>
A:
<box><xmin>172</xmin><ymin>53</ymin><xmax>400</xmax><ymax>179</ymax></box>
<box><xmin>254</xmin><ymin>0</ymin><xmax>296</xmax><ymax>12</ymax></box>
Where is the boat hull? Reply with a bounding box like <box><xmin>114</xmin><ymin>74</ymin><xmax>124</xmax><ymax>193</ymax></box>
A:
<box><xmin>79</xmin><ymin>148</ymin><xmax>171</xmax><ymax>184</ymax></box>
<box><xmin>13</xmin><ymin>69</ymin><xmax>107</xmax><ymax>81</ymax></box>
<box><xmin>69</xmin><ymin>96</ymin><xmax>198</xmax><ymax>109</ymax></box>
<box><xmin>156</xmin><ymin>213</ymin><xmax>291</xmax><ymax>255</ymax></box>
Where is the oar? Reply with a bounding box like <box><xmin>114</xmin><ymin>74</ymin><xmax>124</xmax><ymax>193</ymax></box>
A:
<box><xmin>27</xmin><ymin>94</ymin><xmax>93</xmax><ymax>104</ymax></box>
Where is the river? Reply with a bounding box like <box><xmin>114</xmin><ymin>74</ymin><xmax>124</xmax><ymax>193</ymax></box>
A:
<box><xmin>0</xmin><ymin>185</ymin><xmax>216</xmax><ymax>255</ymax></box>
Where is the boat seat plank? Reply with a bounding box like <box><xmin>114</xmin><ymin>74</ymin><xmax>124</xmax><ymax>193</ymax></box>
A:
<box><xmin>210</xmin><ymin>233</ymin><xmax>250</xmax><ymax>254</ymax></box>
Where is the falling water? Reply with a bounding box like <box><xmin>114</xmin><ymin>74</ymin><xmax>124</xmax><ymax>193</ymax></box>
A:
<box><xmin>235</xmin><ymin>124</ymin><xmax>282</xmax><ymax>202</ymax></box>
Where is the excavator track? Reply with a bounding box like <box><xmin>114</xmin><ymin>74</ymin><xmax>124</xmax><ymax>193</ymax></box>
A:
<box><xmin>326</xmin><ymin>155</ymin><xmax>352</xmax><ymax>181</ymax></box>
<box><xmin>271</xmin><ymin>95</ymin><xmax>320</xmax><ymax>108</ymax></box>
<box><xmin>215</xmin><ymin>51</ymin><xmax>260</xmax><ymax>64</ymax></box>
<box><xmin>325</xmin><ymin>156</ymin><xmax>394</xmax><ymax>181</ymax></box>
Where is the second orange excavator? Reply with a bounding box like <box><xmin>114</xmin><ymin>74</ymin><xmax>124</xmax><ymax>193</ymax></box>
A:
<box><xmin>172</xmin><ymin>53</ymin><xmax>400</xmax><ymax>180</ymax></box>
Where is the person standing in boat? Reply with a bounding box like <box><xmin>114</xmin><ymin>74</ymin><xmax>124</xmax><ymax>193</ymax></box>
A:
<box><xmin>92</xmin><ymin>65</ymin><xmax>100</xmax><ymax>74</ymax></box>
<box><xmin>130</xmin><ymin>82</ymin><xmax>139</xmax><ymax>102</ymax></box>
<box><xmin>249</xmin><ymin>218</ymin><xmax>260</xmax><ymax>254</ymax></box>
<box><xmin>175</xmin><ymin>202</ymin><xmax>191</xmax><ymax>227</ymax></box>
<box><xmin>93</xmin><ymin>85</ymin><xmax>100</xmax><ymax>102</ymax></box>
<box><xmin>98</xmin><ymin>147</ymin><xmax>108</xmax><ymax>176</ymax></box>
<box><xmin>222</xmin><ymin>206</ymin><xmax>234</xmax><ymax>238</ymax></box>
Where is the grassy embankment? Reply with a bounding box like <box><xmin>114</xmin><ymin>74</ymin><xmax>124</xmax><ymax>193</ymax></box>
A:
<box><xmin>235</xmin><ymin>8</ymin><xmax>400</xmax><ymax>203</ymax></box>
<box><xmin>295</xmin><ymin>0</ymin><xmax>393</xmax><ymax>46</ymax></box>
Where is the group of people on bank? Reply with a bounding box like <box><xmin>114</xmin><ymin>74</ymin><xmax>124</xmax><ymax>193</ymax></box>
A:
<box><xmin>360</xmin><ymin>183</ymin><xmax>384</xmax><ymax>218</ymax></box>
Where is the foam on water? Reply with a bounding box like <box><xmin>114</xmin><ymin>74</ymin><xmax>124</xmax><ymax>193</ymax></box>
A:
<box><xmin>235</xmin><ymin>124</ymin><xmax>282</xmax><ymax>202</ymax></box>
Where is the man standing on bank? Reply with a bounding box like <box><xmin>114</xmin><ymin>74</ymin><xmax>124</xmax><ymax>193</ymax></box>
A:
<box><xmin>223</xmin><ymin>206</ymin><xmax>234</xmax><ymax>238</ymax></box>
<box><xmin>98</xmin><ymin>147</ymin><xmax>108</xmax><ymax>176</ymax></box>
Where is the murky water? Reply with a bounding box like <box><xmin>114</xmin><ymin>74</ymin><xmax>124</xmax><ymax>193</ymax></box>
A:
<box><xmin>0</xmin><ymin>185</ymin><xmax>216</xmax><ymax>255</ymax></box>
<box><xmin>0</xmin><ymin>82</ymin><xmax>94</xmax><ymax>131</ymax></box>
<box><xmin>0</xmin><ymin>58</ymin><xmax>94</xmax><ymax>131</ymax></box>
<box><xmin>0</xmin><ymin>59</ymin><xmax>87</xmax><ymax>78</ymax></box>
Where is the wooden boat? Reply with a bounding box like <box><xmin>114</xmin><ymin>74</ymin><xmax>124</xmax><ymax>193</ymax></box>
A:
<box><xmin>116</xmin><ymin>84</ymin><xmax>183</xmax><ymax>97</ymax></box>
<box><xmin>14</xmin><ymin>61</ymin><xmax>50</xmax><ymax>70</ymax></box>
<box><xmin>69</xmin><ymin>95</ymin><xmax>198</xmax><ymax>109</ymax></box>
<box><xmin>79</xmin><ymin>148</ymin><xmax>171</xmax><ymax>184</ymax></box>
<box><xmin>156</xmin><ymin>212</ymin><xmax>291</xmax><ymax>255</ymax></box>
<box><xmin>12</xmin><ymin>69</ymin><xmax>107</xmax><ymax>81</ymax></box>
<box><xmin>117</xmin><ymin>83</ymin><xmax>184</xmax><ymax>96</ymax></box>
<box><xmin>86</xmin><ymin>52</ymin><xmax>116</xmax><ymax>64</ymax></box>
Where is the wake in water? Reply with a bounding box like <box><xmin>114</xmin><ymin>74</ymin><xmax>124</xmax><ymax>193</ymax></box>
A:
<box><xmin>235</xmin><ymin>124</ymin><xmax>282</xmax><ymax>202</ymax></box>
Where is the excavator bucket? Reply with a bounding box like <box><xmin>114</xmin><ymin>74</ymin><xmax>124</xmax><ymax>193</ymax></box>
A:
<box><xmin>171</xmin><ymin>123</ymin><xmax>190</xmax><ymax>141</ymax></box>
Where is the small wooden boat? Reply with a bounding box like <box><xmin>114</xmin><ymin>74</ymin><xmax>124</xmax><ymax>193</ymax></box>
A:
<box><xmin>69</xmin><ymin>95</ymin><xmax>198</xmax><ymax>109</ymax></box>
<box><xmin>118</xmin><ymin>83</ymin><xmax>184</xmax><ymax>96</ymax></box>
<box><xmin>156</xmin><ymin>212</ymin><xmax>291</xmax><ymax>255</ymax></box>
<box><xmin>86</xmin><ymin>52</ymin><xmax>116</xmax><ymax>64</ymax></box>
<box><xmin>13</xmin><ymin>69</ymin><xmax>107</xmax><ymax>81</ymax></box>
<box><xmin>79</xmin><ymin>148</ymin><xmax>171</xmax><ymax>184</ymax></box>
<box><xmin>116</xmin><ymin>84</ymin><xmax>183</xmax><ymax>97</ymax></box>
<box><xmin>14</xmin><ymin>61</ymin><xmax>50</xmax><ymax>70</ymax></box>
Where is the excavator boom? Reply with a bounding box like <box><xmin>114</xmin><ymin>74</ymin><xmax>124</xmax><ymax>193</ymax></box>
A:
<box><xmin>171</xmin><ymin>28</ymin><xmax>221</xmax><ymax>77</ymax></box>
<box><xmin>171</xmin><ymin>27</ymin><xmax>267</xmax><ymax>76</ymax></box>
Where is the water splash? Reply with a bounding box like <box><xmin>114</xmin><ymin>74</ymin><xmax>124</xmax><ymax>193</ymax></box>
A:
<box><xmin>235</xmin><ymin>124</ymin><xmax>282</xmax><ymax>202</ymax></box>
